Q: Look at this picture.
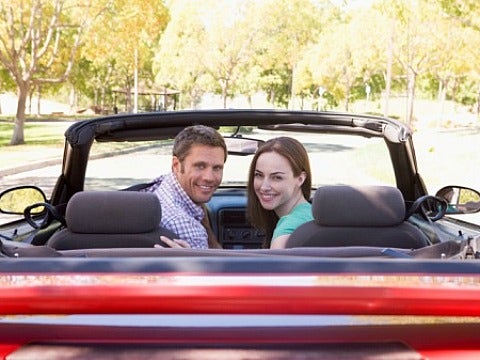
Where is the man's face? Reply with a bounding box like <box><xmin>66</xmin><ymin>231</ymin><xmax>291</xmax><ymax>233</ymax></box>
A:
<box><xmin>172</xmin><ymin>144</ymin><xmax>225</xmax><ymax>204</ymax></box>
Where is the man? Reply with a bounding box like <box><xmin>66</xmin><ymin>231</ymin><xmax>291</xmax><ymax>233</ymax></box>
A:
<box><xmin>143</xmin><ymin>125</ymin><xmax>226</xmax><ymax>249</ymax></box>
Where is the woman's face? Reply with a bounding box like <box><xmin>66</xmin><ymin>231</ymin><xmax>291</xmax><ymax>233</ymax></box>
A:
<box><xmin>253</xmin><ymin>151</ymin><xmax>305</xmax><ymax>217</ymax></box>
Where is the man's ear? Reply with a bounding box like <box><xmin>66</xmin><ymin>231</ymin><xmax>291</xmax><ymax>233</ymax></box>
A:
<box><xmin>172</xmin><ymin>156</ymin><xmax>180</xmax><ymax>173</ymax></box>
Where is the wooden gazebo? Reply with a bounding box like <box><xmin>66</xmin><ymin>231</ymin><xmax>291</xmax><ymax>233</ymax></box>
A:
<box><xmin>112</xmin><ymin>85</ymin><xmax>180</xmax><ymax>113</ymax></box>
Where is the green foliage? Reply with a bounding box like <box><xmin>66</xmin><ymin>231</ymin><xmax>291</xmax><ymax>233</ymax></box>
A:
<box><xmin>259</xmin><ymin>68</ymin><xmax>291</xmax><ymax>108</ymax></box>
<box><xmin>438</xmin><ymin>0</ymin><xmax>480</xmax><ymax>31</ymax></box>
<box><xmin>459</xmin><ymin>188</ymin><xmax>480</xmax><ymax>203</ymax></box>
<box><xmin>0</xmin><ymin>68</ymin><xmax>15</xmax><ymax>91</ymax></box>
<box><xmin>322</xmin><ymin>92</ymin><xmax>338</xmax><ymax>110</ymax></box>
<box><xmin>1</xmin><ymin>0</ymin><xmax>480</xmax><ymax>124</ymax></box>
<box><xmin>454</xmin><ymin>79</ymin><xmax>479</xmax><ymax>107</ymax></box>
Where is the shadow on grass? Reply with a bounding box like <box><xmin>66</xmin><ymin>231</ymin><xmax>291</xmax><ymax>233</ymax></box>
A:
<box><xmin>0</xmin><ymin>121</ymin><xmax>70</xmax><ymax>147</ymax></box>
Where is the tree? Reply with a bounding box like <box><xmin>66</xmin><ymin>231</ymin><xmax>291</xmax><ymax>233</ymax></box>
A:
<box><xmin>199</xmin><ymin>1</ymin><xmax>259</xmax><ymax>108</ymax></box>
<box><xmin>81</xmin><ymin>0</ymin><xmax>169</xmax><ymax>113</ymax></box>
<box><xmin>438</xmin><ymin>0</ymin><xmax>480</xmax><ymax>120</ymax></box>
<box><xmin>154</xmin><ymin>1</ymin><xmax>211</xmax><ymax>109</ymax></box>
<box><xmin>376</xmin><ymin>0</ymin><xmax>444</xmax><ymax>126</ymax></box>
<box><xmin>297</xmin><ymin>6</ymin><xmax>386</xmax><ymax>111</ymax></box>
<box><xmin>254</xmin><ymin>0</ymin><xmax>330</xmax><ymax>109</ymax></box>
<box><xmin>155</xmin><ymin>0</ymin><xmax>260</xmax><ymax>109</ymax></box>
<box><xmin>299</xmin><ymin>24</ymin><xmax>359</xmax><ymax>111</ymax></box>
<box><xmin>427</xmin><ymin>16</ymin><xmax>476</xmax><ymax>123</ymax></box>
<box><xmin>0</xmin><ymin>0</ymin><xmax>108</xmax><ymax>145</ymax></box>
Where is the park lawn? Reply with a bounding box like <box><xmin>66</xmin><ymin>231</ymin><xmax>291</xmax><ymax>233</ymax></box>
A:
<box><xmin>0</xmin><ymin>121</ymin><xmax>68</xmax><ymax>170</ymax></box>
<box><xmin>0</xmin><ymin>117</ymin><xmax>141</xmax><ymax>172</ymax></box>
<box><xmin>0</xmin><ymin>121</ymin><xmax>67</xmax><ymax>146</ymax></box>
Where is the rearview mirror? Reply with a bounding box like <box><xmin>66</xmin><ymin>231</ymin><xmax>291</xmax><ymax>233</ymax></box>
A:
<box><xmin>224</xmin><ymin>136</ymin><xmax>263</xmax><ymax>155</ymax></box>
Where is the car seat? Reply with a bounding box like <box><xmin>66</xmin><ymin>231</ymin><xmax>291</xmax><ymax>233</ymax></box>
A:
<box><xmin>46</xmin><ymin>191</ymin><xmax>176</xmax><ymax>250</ymax></box>
<box><xmin>286</xmin><ymin>185</ymin><xmax>430</xmax><ymax>249</ymax></box>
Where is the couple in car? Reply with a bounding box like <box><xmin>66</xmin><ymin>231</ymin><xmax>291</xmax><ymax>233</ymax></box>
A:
<box><xmin>142</xmin><ymin>125</ymin><xmax>312</xmax><ymax>249</ymax></box>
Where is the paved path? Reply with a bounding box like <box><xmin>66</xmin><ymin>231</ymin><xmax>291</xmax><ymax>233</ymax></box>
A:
<box><xmin>2</xmin><ymin>126</ymin><xmax>480</xmax><ymax>226</ymax></box>
<box><xmin>0</xmin><ymin>120</ymin><xmax>72</xmax><ymax>177</ymax></box>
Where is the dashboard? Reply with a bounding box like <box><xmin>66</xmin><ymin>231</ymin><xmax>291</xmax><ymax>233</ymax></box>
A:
<box><xmin>207</xmin><ymin>188</ymin><xmax>265</xmax><ymax>249</ymax></box>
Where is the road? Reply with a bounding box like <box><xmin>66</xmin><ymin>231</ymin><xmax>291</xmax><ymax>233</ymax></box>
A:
<box><xmin>2</xmin><ymin>128</ymin><xmax>480</xmax><ymax>226</ymax></box>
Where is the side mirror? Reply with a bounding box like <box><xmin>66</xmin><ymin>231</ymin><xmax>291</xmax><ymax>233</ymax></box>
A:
<box><xmin>0</xmin><ymin>186</ymin><xmax>47</xmax><ymax>215</ymax></box>
<box><xmin>436</xmin><ymin>186</ymin><xmax>480</xmax><ymax>215</ymax></box>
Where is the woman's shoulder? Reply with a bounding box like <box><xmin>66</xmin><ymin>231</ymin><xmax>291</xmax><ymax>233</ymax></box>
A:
<box><xmin>281</xmin><ymin>202</ymin><xmax>313</xmax><ymax>223</ymax></box>
<box><xmin>293</xmin><ymin>202</ymin><xmax>313</xmax><ymax>217</ymax></box>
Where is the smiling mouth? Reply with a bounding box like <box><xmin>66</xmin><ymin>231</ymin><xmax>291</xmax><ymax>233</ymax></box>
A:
<box><xmin>198</xmin><ymin>184</ymin><xmax>215</xmax><ymax>192</ymax></box>
<box><xmin>259</xmin><ymin>193</ymin><xmax>276</xmax><ymax>201</ymax></box>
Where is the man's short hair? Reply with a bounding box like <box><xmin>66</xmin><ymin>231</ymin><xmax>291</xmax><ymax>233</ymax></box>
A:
<box><xmin>173</xmin><ymin>125</ymin><xmax>227</xmax><ymax>162</ymax></box>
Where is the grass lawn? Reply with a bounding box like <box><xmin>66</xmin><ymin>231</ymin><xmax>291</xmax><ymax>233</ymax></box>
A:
<box><xmin>0</xmin><ymin>117</ymin><xmax>81</xmax><ymax>171</ymax></box>
<box><xmin>0</xmin><ymin>116</ymin><xmax>144</xmax><ymax>172</ymax></box>
<box><xmin>0</xmin><ymin>121</ymin><xmax>67</xmax><ymax>145</ymax></box>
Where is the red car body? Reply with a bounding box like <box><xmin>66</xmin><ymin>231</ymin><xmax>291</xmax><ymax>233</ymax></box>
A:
<box><xmin>1</xmin><ymin>265</ymin><xmax>480</xmax><ymax>359</ymax></box>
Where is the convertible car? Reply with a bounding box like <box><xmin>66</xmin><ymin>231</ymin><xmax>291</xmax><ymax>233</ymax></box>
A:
<box><xmin>1</xmin><ymin>109</ymin><xmax>480</xmax><ymax>359</ymax></box>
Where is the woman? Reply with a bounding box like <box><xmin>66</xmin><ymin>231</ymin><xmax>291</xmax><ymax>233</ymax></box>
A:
<box><xmin>247</xmin><ymin>137</ymin><xmax>313</xmax><ymax>249</ymax></box>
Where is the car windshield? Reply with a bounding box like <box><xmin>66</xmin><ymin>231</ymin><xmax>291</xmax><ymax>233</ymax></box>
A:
<box><xmin>84</xmin><ymin>127</ymin><xmax>395</xmax><ymax>191</ymax></box>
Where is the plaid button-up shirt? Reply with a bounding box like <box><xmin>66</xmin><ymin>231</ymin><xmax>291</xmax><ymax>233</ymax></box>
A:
<box><xmin>142</xmin><ymin>173</ymin><xmax>208</xmax><ymax>249</ymax></box>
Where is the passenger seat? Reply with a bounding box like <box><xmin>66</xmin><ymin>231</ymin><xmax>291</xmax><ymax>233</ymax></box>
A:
<box><xmin>286</xmin><ymin>185</ymin><xmax>430</xmax><ymax>249</ymax></box>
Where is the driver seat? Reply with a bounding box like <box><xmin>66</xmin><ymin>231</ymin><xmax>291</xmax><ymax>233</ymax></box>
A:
<box><xmin>46</xmin><ymin>191</ymin><xmax>176</xmax><ymax>250</ymax></box>
<box><xmin>286</xmin><ymin>185</ymin><xmax>430</xmax><ymax>249</ymax></box>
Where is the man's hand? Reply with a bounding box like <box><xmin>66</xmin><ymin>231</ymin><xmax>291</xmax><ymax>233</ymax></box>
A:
<box><xmin>155</xmin><ymin>236</ymin><xmax>191</xmax><ymax>248</ymax></box>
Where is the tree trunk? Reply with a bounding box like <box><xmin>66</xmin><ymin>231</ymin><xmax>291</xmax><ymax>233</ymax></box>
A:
<box><xmin>10</xmin><ymin>83</ymin><xmax>29</xmax><ymax>145</ymax></box>
<box><xmin>406</xmin><ymin>67</ymin><xmax>416</xmax><ymax>127</ymax></box>
<box><xmin>438</xmin><ymin>78</ymin><xmax>448</xmax><ymax>126</ymax></box>
<box><xmin>476</xmin><ymin>83</ymin><xmax>480</xmax><ymax>124</ymax></box>
<box><xmin>36</xmin><ymin>86</ymin><xmax>42</xmax><ymax>116</ymax></box>
<box><xmin>101</xmin><ymin>86</ymin><xmax>106</xmax><ymax>114</ymax></box>
<box><xmin>125</xmin><ymin>84</ymin><xmax>132</xmax><ymax>113</ymax></box>
<box><xmin>344</xmin><ymin>85</ymin><xmax>350</xmax><ymax>112</ymax></box>
<box><xmin>69</xmin><ymin>85</ymin><xmax>76</xmax><ymax>114</ymax></box>
<box><xmin>270</xmin><ymin>89</ymin><xmax>275</xmax><ymax>108</ymax></box>
<box><xmin>222</xmin><ymin>81</ymin><xmax>228</xmax><ymax>109</ymax></box>
<box><xmin>288</xmin><ymin>66</ymin><xmax>295</xmax><ymax>110</ymax></box>
<box><xmin>28</xmin><ymin>90</ymin><xmax>32</xmax><ymax>115</ymax></box>
<box><xmin>384</xmin><ymin>24</ymin><xmax>394</xmax><ymax>117</ymax></box>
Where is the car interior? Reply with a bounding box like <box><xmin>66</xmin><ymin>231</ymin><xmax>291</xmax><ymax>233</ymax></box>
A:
<box><xmin>1</xmin><ymin>176</ymin><xmax>472</xmax><ymax>260</ymax></box>
<box><xmin>1</xmin><ymin>111</ymin><xmax>480</xmax><ymax>259</ymax></box>
<box><xmin>35</xmin><ymin>184</ymin><xmax>466</xmax><ymax>260</ymax></box>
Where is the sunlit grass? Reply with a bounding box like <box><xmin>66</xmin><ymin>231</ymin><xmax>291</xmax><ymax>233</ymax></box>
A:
<box><xmin>0</xmin><ymin>121</ymin><xmax>68</xmax><ymax>169</ymax></box>
<box><xmin>0</xmin><ymin>120</ymin><xmax>67</xmax><ymax>146</ymax></box>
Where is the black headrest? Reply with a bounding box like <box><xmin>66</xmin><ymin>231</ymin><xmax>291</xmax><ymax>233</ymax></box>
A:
<box><xmin>66</xmin><ymin>191</ymin><xmax>161</xmax><ymax>234</ymax></box>
<box><xmin>312</xmin><ymin>185</ymin><xmax>405</xmax><ymax>227</ymax></box>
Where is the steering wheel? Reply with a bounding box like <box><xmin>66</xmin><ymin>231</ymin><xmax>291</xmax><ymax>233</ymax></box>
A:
<box><xmin>406</xmin><ymin>195</ymin><xmax>448</xmax><ymax>222</ymax></box>
<box><xmin>23</xmin><ymin>202</ymin><xmax>66</xmax><ymax>229</ymax></box>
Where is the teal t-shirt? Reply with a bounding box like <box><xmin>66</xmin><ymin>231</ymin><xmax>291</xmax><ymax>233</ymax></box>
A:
<box><xmin>272</xmin><ymin>202</ymin><xmax>313</xmax><ymax>241</ymax></box>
